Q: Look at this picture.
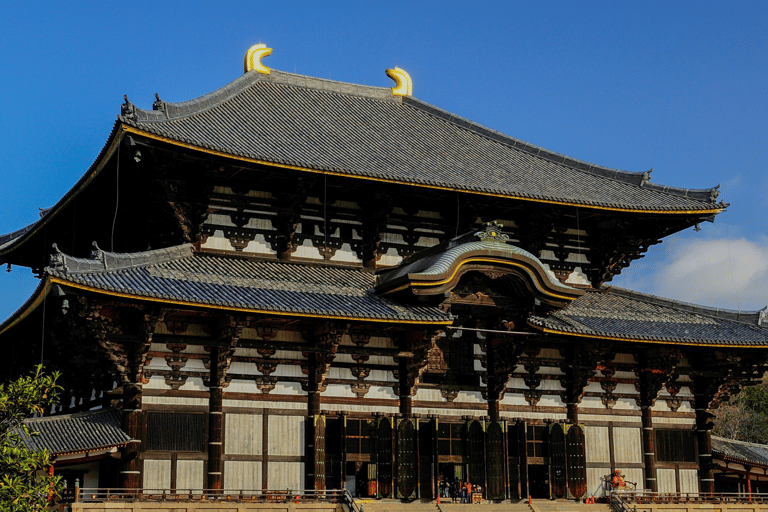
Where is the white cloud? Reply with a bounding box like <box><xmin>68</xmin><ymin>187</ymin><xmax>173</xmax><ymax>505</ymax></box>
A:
<box><xmin>613</xmin><ymin>237</ymin><xmax>768</xmax><ymax>311</ymax></box>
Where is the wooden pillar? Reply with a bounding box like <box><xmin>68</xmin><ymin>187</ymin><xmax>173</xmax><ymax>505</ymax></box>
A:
<box><xmin>488</xmin><ymin>400</ymin><xmax>500</xmax><ymax>422</ymax></box>
<box><xmin>120</xmin><ymin>381</ymin><xmax>143</xmax><ymax>489</ymax></box>
<box><xmin>641</xmin><ymin>406</ymin><xmax>657</xmax><ymax>492</ymax></box>
<box><xmin>746</xmin><ymin>466</ymin><xmax>752</xmax><ymax>499</ymax></box>
<box><xmin>694</xmin><ymin>404</ymin><xmax>716</xmax><ymax>494</ymax></box>
<box><xmin>207</xmin><ymin>346</ymin><xmax>224</xmax><ymax>492</ymax></box>
<box><xmin>566</xmin><ymin>402</ymin><xmax>579</xmax><ymax>425</ymax></box>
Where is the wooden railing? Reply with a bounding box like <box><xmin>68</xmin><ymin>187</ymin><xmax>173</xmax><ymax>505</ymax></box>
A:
<box><xmin>611</xmin><ymin>489</ymin><xmax>768</xmax><ymax>507</ymax></box>
<box><xmin>62</xmin><ymin>488</ymin><xmax>357</xmax><ymax>511</ymax></box>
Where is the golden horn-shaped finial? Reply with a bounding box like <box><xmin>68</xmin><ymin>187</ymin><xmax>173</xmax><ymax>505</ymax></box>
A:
<box><xmin>244</xmin><ymin>44</ymin><xmax>273</xmax><ymax>74</ymax></box>
<box><xmin>385</xmin><ymin>67</ymin><xmax>413</xmax><ymax>96</ymax></box>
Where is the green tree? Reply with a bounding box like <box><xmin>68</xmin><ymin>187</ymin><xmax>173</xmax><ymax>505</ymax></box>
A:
<box><xmin>0</xmin><ymin>365</ymin><xmax>63</xmax><ymax>511</ymax></box>
<box><xmin>714</xmin><ymin>381</ymin><xmax>768</xmax><ymax>444</ymax></box>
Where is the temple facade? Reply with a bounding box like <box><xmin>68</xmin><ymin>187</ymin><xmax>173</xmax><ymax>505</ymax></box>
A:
<box><xmin>1</xmin><ymin>45</ymin><xmax>767</xmax><ymax>501</ymax></box>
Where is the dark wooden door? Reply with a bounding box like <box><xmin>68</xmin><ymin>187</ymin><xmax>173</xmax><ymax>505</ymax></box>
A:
<box><xmin>565</xmin><ymin>424</ymin><xmax>587</xmax><ymax>499</ymax></box>
<box><xmin>507</xmin><ymin>422</ymin><xmax>521</xmax><ymax>499</ymax></box>
<box><xmin>396</xmin><ymin>418</ymin><xmax>417</xmax><ymax>499</ymax></box>
<box><xmin>467</xmin><ymin>420</ymin><xmax>485</xmax><ymax>489</ymax></box>
<box><xmin>486</xmin><ymin>421</ymin><xmax>505</xmax><ymax>500</ymax></box>
<box><xmin>377</xmin><ymin>418</ymin><xmax>393</xmax><ymax>498</ymax></box>
<box><xmin>314</xmin><ymin>415</ymin><xmax>326</xmax><ymax>490</ymax></box>
<box><xmin>549</xmin><ymin>423</ymin><xmax>566</xmax><ymax>498</ymax></box>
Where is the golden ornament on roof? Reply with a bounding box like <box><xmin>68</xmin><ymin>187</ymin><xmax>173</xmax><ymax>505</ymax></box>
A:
<box><xmin>244</xmin><ymin>44</ymin><xmax>273</xmax><ymax>75</ymax></box>
<box><xmin>385</xmin><ymin>67</ymin><xmax>413</xmax><ymax>96</ymax></box>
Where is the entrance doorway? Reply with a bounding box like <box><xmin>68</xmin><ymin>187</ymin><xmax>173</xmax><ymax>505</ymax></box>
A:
<box><xmin>437</xmin><ymin>463</ymin><xmax>463</xmax><ymax>499</ymax></box>
<box><xmin>528</xmin><ymin>465</ymin><xmax>550</xmax><ymax>499</ymax></box>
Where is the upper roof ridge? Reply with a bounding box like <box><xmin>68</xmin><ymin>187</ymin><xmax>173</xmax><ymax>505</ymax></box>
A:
<box><xmin>606</xmin><ymin>285</ymin><xmax>767</xmax><ymax>326</ymax></box>
<box><xmin>46</xmin><ymin>242</ymin><xmax>194</xmax><ymax>274</ymax></box>
<box><xmin>121</xmin><ymin>69</ymin><xmax>399</xmax><ymax>124</ymax></box>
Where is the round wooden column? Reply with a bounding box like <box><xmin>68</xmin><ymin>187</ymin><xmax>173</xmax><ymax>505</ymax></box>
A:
<box><xmin>120</xmin><ymin>382</ymin><xmax>143</xmax><ymax>489</ymax></box>
<box><xmin>696</xmin><ymin>407</ymin><xmax>715</xmax><ymax>494</ymax></box>
<box><xmin>641</xmin><ymin>406</ymin><xmax>658</xmax><ymax>492</ymax></box>
<box><xmin>207</xmin><ymin>384</ymin><xmax>224</xmax><ymax>491</ymax></box>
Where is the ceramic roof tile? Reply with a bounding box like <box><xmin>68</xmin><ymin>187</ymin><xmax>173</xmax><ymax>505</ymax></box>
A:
<box><xmin>22</xmin><ymin>408</ymin><xmax>131</xmax><ymax>455</ymax></box>
<box><xmin>713</xmin><ymin>436</ymin><xmax>768</xmax><ymax>467</ymax></box>
<box><xmin>119</xmin><ymin>70</ymin><xmax>723</xmax><ymax>213</ymax></box>
<box><xmin>528</xmin><ymin>287</ymin><xmax>768</xmax><ymax>346</ymax></box>
<box><xmin>45</xmin><ymin>245</ymin><xmax>449</xmax><ymax>323</ymax></box>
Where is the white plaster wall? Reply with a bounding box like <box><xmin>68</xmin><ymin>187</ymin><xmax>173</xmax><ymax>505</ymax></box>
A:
<box><xmin>657</xmin><ymin>469</ymin><xmax>677</xmax><ymax>493</ymax></box>
<box><xmin>415</xmin><ymin>388</ymin><xmax>444</xmax><ymax>402</ymax></box>
<box><xmin>453</xmin><ymin>391</ymin><xmax>484</xmax><ymax>404</ymax></box>
<box><xmin>268</xmin><ymin>462</ymin><xmax>304</xmax><ymax>492</ymax></box>
<box><xmin>330</xmin><ymin>243</ymin><xmax>362</xmax><ymax>264</ymax></box>
<box><xmin>225</xmin><ymin>413</ymin><xmax>262</xmax><ymax>455</ymax></box>
<box><xmin>224</xmin><ymin>461</ymin><xmax>262</xmax><ymax>493</ymax></box>
<box><xmin>612</xmin><ymin>398</ymin><xmax>638</xmax><ymax>410</ymax></box>
<box><xmin>142</xmin><ymin>396</ymin><xmax>208</xmax><ymax>406</ymax></box>
<box><xmin>225</xmin><ymin>380</ymin><xmax>262</xmax><ymax>394</ymax></box>
<box><xmin>587</xmin><ymin>467</ymin><xmax>610</xmax><ymax>498</ymax></box>
<box><xmin>268</xmin><ymin>416</ymin><xmax>304</xmax><ymax>456</ymax></box>
<box><xmin>586</xmin><ymin>426</ymin><xmax>610</xmax><ymax>463</ymax></box>
<box><xmin>143</xmin><ymin>459</ymin><xmax>171</xmax><ymax>491</ymax></box>
<box><xmin>365</xmin><ymin>385</ymin><xmax>397</xmax><ymax>400</ymax></box>
<box><xmin>229</xmin><ymin>361</ymin><xmax>260</xmax><ymax>376</ymax></box>
<box><xmin>324</xmin><ymin>383</ymin><xmax>356</xmax><ymax>399</ymax></box>
<box><xmin>679</xmin><ymin>469</ymin><xmax>699</xmax><ymax>494</ymax></box>
<box><xmin>176</xmin><ymin>460</ymin><xmax>204</xmax><ymax>492</ymax></box>
<box><xmin>178</xmin><ymin>377</ymin><xmax>208</xmax><ymax>392</ymax></box>
<box><xmin>272</xmin><ymin>364</ymin><xmax>305</xmax><ymax>378</ymax></box>
<box><xmin>613</xmin><ymin>427</ymin><xmax>643</xmax><ymax>463</ymax></box>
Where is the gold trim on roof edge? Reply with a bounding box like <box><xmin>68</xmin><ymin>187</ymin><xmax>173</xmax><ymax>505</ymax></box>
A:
<box><xmin>47</xmin><ymin>278</ymin><xmax>452</xmax><ymax>325</ymax></box>
<box><xmin>122</xmin><ymin>126</ymin><xmax>724</xmax><ymax>216</ymax></box>
<box><xmin>530</xmin><ymin>323</ymin><xmax>766</xmax><ymax>349</ymax></box>
<box><xmin>396</xmin><ymin>256</ymin><xmax>581</xmax><ymax>302</ymax></box>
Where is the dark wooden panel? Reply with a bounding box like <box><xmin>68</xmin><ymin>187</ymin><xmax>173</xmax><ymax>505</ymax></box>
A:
<box><xmin>486</xmin><ymin>421</ymin><xmax>505</xmax><ymax>500</ymax></box>
<box><xmin>467</xmin><ymin>420</ymin><xmax>485</xmax><ymax>488</ymax></box>
<box><xmin>396</xmin><ymin>418</ymin><xmax>417</xmax><ymax>499</ymax></box>
<box><xmin>377</xmin><ymin>418</ymin><xmax>393</xmax><ymax>498</ymax></box>
<box><xmin>565</xmin><ymin>424</ymin><xmax>587</xmax><ymax>499</ymax></box>
<box><xmin>549</xmin><ymin>423</ymin><xmax>566</xmax><ymax>499</ymax></box>
<box><xmin>145</xmin><ymin>412</ymin><xmax>206</xmax><ymax>452</ymax></box>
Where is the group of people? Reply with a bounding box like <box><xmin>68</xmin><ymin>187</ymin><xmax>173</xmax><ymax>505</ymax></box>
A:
<box><xmin>438</xmin><ymin>476</ymin><xmax>482</xmax><ymax>504</ymax></box>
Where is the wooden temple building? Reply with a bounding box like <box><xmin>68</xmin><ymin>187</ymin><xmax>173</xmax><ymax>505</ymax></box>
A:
<box><xmin>2</xmin><ymin>45</ymin><xmax>768</xmax><ymax>502</ymax></box>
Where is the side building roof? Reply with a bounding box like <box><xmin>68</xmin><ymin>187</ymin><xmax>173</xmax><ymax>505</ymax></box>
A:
<box><xmin>120</xmin><ymin>68</ymin><xmax>724</xmax><ymax>214</ymax></box>
<box><xmin>528</xmin><ymin>287</ymin><xmax>768</xmax><ymax>347</ymax></box>
<box><xmin>22</xmin><ymin>408</ymin><xmax>131</xmax><ymax>456</ymax></box>
<box><xmin>713</xmin><ymin>435</ymin><xmax>768</xmax><ymax>468</ymax></box>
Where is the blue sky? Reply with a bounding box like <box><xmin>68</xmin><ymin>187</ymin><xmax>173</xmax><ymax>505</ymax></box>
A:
<box><xmin>1</xmin><ymin>1</ymin><xmax>766</xmax><ymax>320</ymax></box>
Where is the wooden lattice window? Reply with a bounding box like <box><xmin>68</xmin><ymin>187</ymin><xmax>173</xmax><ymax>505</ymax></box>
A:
<box><xmin>345</xmin><ymin>418</ymin><xmax>372</xmax><ymax>454</ymax></box>
<box><xmin>526</xmin><ymin>425</ymin><xmax>548</xmax><ymax>458</ymax></box>
<box><xmin>437</xmin><ymin>422</ymin><xmax>464</xmax><ymax>456</ymax></box>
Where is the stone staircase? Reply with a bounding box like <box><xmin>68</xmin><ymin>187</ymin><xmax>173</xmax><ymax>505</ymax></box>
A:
<box><xmin>529</xmin><ymin>499</ymin><xmax>613</xmax><ymax>512</ymax></box>
<box><xmin>357</xmin><ymin>500</ymin><xmax>440</xmax><ymax>512</ymax></box>
<box><xmin>439</xmin><ymin>500</ymin><xmax>533</xmax><ymax>512</ymax></box>
<box><xmin>355</xmin><ymin>498</ymin><xmax>613</xmax><ymax>512</ymax></box>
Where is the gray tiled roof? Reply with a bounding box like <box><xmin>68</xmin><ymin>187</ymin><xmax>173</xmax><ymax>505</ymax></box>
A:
<box><xmin>120</xmin><ymin>69</ymin><xmax>723</xmax><ymax>213</ymax></box>
<box><xmin>22</xmin><ymin>408</ymin><xmax>131</xmax><ymax>455</ymax></box>
<box><xmin>713</xmin><ymin>435</ymin><xmax>768</xmax><ymax>467</ymax></box>
<box><xmin>528</xmin><ymin>287</ymin><xmax>768</xmax><ymax>346</ymax></box>
<box><xmin>45</xmin><ymin>245</ymin><xmax>449</xmax><ymax>323</ymax></box>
